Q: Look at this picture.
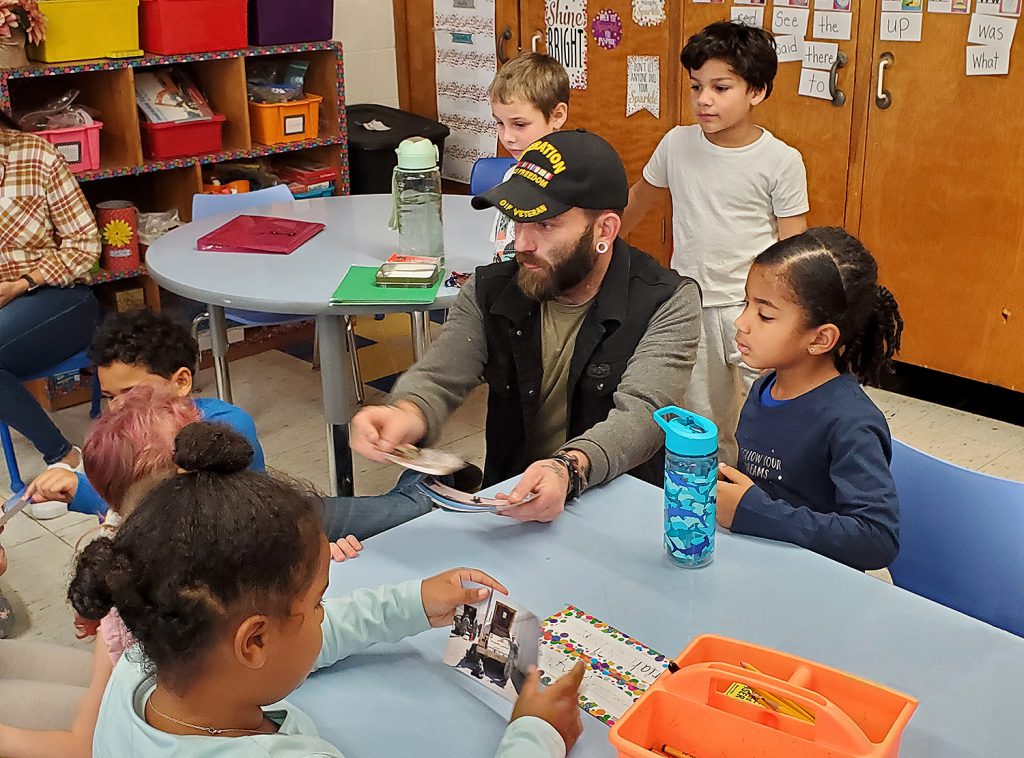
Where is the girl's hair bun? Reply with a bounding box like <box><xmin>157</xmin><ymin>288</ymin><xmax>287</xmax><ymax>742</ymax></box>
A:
<box><xmin>173</xmin><ymin>422</ymin><xmax>253</xmax><ymax>474</ymax></box>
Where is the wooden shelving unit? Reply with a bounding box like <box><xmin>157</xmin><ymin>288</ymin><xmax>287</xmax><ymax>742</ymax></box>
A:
<box><xmin>1</xmin><ymin>40</ymin><xmax>349</xmax><ymax>306</ymax></box>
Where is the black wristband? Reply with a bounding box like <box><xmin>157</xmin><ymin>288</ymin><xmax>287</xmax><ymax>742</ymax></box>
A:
<box><xmin>550</xmin><ymin>451</ymin><xmax>586</xmax><ymax>500</ymax></box>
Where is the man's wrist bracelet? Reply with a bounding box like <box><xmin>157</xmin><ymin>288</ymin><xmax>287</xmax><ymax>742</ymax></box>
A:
<box><xmin>550</xmin><ymin>451</ymin><xmax>587</xmax><ymax>500</ymax></box>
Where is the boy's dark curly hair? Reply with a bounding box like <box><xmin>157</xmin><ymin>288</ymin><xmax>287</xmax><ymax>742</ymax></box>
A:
<box><xmin>68</xmin><ymin>423</ymin><xmax>326</xmax><ymax>693</ymax></box>
<box><xmin>681</xmin><ymin>21</ymin><xmax>779</xmax><ymax>99</ymax></box>
<box><xmin>88</xmin><ymin>309</ymin><xmax>199</xmax><ymax>378</ymax></box>
<box><xmin>754</xmin><ymin>227</ymin><xmax>904</xmax><ymax>387</ymax></box>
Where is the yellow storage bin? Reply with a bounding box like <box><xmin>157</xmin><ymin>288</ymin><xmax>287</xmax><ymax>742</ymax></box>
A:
<box><xmin>249</xmin><ymin>94</ymin><xmax>324</xmax><ymax>146</ymax></box>
<box><xmin>28</xmin><ymin>0</ymin><xmax>143</xmax><ymax>62</ymax></box>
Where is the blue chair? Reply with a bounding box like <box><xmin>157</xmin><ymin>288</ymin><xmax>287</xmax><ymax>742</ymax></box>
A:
<box><xmin>888</xmin><ymin>439</ymin><xmax>1024</xmax><ymax>637</ymax></box>
<box><xmin>1</xmin><ymin>348</ymin><xmax>102</xmax><ymax>493</ymax></box>
<box><xmin>470</xmin><ymin>157</ymin><xmax>516</xmax><ymax>196</ymax></box>
<box><xmin>190</xmin><ymin>185</ymin><xmax>365</xmax><ymax>404</ymax></box>
<box><xmin>419</xmin><ymin>157</ymin><xmax>516</xmax><ymax>331</ymax></box>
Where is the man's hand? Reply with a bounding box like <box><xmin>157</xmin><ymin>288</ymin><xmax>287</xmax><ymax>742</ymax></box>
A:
<box><xmin>495</xmin><ymin>458</ymin><xmax>570</xmax><ymax>523</ymax></box>
<box><xmin>350</xmin><ymin>402</ymin><xmax>428</xmax><ymax>463</ymax></box>
<box><xmin>0</xmin><ymin>278</ymin><xmax>28</xmax><ymax>309</ymax></box>
<box><xmin>511</xmin><ymin>662</ymin><xmax>586</xmax><ymax>752</ymax></box>
<box><xmin>25</xmin><ymin>468</ymin><xmax>79</xmax><ymax>504</ymax></box>
<box><xmin>421</xmin><ymin>567</ymin><xmax>509</xmax><ymax>628</ymax></box>
<box><xmin>329</xmin><ymin>535</ymin><xmax>363</xmax><ymax>562</ymax></box>
<box><xmin>716</xmin><ymin>463</ymin><xmax>755</xmax><ymax>529</ymax></box>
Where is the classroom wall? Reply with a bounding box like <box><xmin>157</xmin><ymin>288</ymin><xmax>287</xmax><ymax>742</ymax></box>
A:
<box><xmin>334</xmin><ymin>0</ymin><xmax>400</xmax><ymax>108</ymax></box>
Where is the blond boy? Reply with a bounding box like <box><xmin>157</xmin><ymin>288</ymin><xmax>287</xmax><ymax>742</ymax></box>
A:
<box><xmin>487</xmin><ymin>53</ymin><xmax>569</xmax><ymax>262</ymax></box>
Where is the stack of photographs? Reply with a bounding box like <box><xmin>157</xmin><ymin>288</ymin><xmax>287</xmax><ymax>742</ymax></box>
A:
<box><xmin>415</xmin><ymin>478</ymin><xmax>516</xmax><ymax>513</ymax></box>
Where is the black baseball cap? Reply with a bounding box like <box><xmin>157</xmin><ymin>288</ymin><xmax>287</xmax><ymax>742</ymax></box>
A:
<box><xmin>471</xmin><ymin>129</ymin><xmax>628</xmax><ymax>223</ymax></box>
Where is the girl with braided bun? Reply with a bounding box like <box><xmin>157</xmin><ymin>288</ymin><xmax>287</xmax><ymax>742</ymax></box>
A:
<box><xmin>716</xmin><ymin>227</ymin><xmax>905</xmax><ymax>571</ymax></box>
<box><xmin>0</xmin><ymin>388</ymin><xmax>364</xmax><ymax>757</ymax></box>
<box><xmin>68</xmin><ymin>422</ymin><xmax>586</xmax><ymax>758</ymax></box>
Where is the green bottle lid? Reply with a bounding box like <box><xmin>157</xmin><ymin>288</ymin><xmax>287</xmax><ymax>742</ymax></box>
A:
<box><xmin>395</xmin><ymin>137</ymin><xmax>439</xmax><ymax>170</ymax></box>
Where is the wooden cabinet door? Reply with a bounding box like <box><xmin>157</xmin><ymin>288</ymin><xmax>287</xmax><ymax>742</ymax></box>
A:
<box><xmin>520</xmin><ymin>0</ymin><xmax>681</xmax><ymax>265</ymax></box>
<box><xmin>680</xmin><ymin>4</ymin><xmax>865</xmax><ymax>227</ymax></box>
<box><xmin>856</xmin><ymin>15</ymin><xmax>1024</xmax><ymax>390</ymax></box>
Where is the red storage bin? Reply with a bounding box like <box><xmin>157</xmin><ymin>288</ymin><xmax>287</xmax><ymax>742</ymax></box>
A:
<box><xmin>36</xmin><ymin>122</ymin><xmax>103</xmax><ymax>173</ymax></box>
<box><xmin>140</xmin><ymin>115</ymin><xmax>226</xmax><ymax>160</ymax></box>
<box><xmin>140</xmin><ymin>0</ymin><xmax>247</xmax><ymax>55</ymax></box>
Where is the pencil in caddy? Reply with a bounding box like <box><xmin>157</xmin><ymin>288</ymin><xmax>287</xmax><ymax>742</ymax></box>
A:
<box><xmin>609</xmin><ymin>635</ymin><xmax>917</xmax><ymax>758</ymax></box>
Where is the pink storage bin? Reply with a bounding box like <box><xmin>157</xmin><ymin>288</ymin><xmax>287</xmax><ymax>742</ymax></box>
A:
<box><xmin>36</xmin><ymin>122</ymin><xmax>104</xmax><ymax>173</ymax></box>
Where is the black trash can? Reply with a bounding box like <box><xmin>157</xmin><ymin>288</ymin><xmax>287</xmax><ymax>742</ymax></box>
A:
<box><xmin>346</xmin><ymin>104</ymin><xmax>451</xmax><ymax>195</ymax></box>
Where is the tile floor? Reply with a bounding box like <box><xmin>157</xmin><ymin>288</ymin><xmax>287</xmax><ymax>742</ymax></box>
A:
<box><xmin>2</xmin><ymin>314</ymin><xmax>1023</xmax><ymax>648</ymax></box>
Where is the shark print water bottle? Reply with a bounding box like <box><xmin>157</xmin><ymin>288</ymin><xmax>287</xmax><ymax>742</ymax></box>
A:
<box><xmin>654</xmin><ymin>406</ymin><xmax>718</xmax><ymax>568</ymax></box>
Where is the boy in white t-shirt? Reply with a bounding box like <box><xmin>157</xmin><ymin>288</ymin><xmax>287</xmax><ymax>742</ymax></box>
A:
<box><xmin>487</xmin><ymin>53</ymin><xmax>569</xmax><ymax>262</ymax></box>
<box><xmin>621</xmin><ymin>21</ymin><xmax>809</xmax><ymax>464</ymax></box>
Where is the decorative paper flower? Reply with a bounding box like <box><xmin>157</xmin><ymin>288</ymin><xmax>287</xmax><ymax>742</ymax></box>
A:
<box><xmin>0</xmin><ymin>1</ymin><xmax>46</xmax><ymax>45</ymax></box>
<box><xmin>102</xmin><ymin>219</ymin><xmax>134</xmax><ymax>247</ymax></box>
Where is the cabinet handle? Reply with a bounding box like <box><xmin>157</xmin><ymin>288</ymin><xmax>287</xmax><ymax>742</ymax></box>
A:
<box><xmin>829</xmin><ymin>50</ymin><xmax>848</xmax><ymax>107</ymax></box>
<box><xmin>876</xmin><ymin>52</ymin><xmax>894</xmax><ymax>110</ymax></box>
<box><xmin>497</xmin><ymin>26</ymin><xmax>513</xmax><ymax>64</ymax></box>
<box><xmin>532</xmin><ymin>32</ymin><xmax>543</xmax><ymax>53</ymax></box>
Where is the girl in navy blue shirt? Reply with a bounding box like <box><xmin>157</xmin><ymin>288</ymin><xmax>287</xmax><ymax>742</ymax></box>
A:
<box><xmin>717</xmin><ymin>227</ymin><xmax>904</xmax><ymax>571</ymax></box>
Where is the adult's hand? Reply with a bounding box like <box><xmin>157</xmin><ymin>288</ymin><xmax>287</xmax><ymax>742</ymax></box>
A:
<box><xmin>495</xmin><ymin>459</ymin><xmax>570</xmax><ymax>523</ymax></box>
<box><xmin>0</xmin><ymin>279</ymin><xmax>28</xmax><ymax>309</ymax></box>
<box><xmin>0</xmin><ymin>526</ymin><xmax>7</xmax><ymax>577</ymax></box>
<box><xmin>350</xmin><ymin>402</ymin><xmax>428</xmax><ymax>463</ymax></box>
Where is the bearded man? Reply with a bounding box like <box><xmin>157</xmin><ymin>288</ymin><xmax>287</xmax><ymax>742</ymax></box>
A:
<box><xmin>346</xmin><ymin>129</ymin><xmax>701</xmax><ymax>526</ymax></box>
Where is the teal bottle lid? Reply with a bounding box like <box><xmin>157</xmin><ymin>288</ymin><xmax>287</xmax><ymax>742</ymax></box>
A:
<box><xmin>653</xmin><ymin>406</ymin><xmax>718</xmax><ymax>457</ymax></box>
<box><xmin>396</xmin><ymin>137</ymin><xmax>439</xmax><ymax>170</ymax></box>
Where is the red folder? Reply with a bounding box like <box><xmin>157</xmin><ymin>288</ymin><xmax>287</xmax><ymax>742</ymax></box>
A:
<box><xmin>196</xmin><ymin>215</ymin><xmax>325</xmax><ymax>254</ymax></box>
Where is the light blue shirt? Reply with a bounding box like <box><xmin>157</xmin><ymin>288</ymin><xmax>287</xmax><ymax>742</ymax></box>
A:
<box><xmin>93</xmin><ymin>581</ymin><xmax>564</xmax><ymax>758</ymax></box>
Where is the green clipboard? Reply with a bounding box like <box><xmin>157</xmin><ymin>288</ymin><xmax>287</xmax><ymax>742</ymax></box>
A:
<box><xmin>329</xmin><ymin>266</ymin><xmax>443</xmax><ymax>305</ymax></box>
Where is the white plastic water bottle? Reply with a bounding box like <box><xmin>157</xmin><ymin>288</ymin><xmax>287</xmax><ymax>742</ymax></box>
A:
<box><xmin>389</xmin><ymin>137</ymin><xmax>444</xmax><ymax>263</ymax></box>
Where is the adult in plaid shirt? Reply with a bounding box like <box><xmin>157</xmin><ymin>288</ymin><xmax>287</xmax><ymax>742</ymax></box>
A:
<box><xmin>0</xmin><ymin>111</ymin><xmax>100</xmax><ymax>519</ymax></box>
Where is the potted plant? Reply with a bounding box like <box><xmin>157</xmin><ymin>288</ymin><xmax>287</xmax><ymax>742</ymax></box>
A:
<box><xmin>0</xmin><ymin>1</ymin><xmax>45</xmax><ymax>69</ymax></box>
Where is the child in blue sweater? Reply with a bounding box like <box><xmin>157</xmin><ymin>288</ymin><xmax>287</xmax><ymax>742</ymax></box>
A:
<box><xmin>25</xmin><ymin>309</ymin><xmax>265</xmax><ymax>516</ymax></box>
<box><xmin>69</xmin><ymin>423</ymin><xmax>586</xmax><ymax>758</ymax></box>
<box><xmin>717</xmin><ymin>228</ymin><xmax>904</xmax><ymax>571</ymax></box>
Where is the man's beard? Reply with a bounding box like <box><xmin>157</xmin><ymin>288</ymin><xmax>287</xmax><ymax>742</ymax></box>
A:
<box><xmin>516</xmin><ymin>223</ymin><xmax>598</xmax><ymax>301</ymax></box>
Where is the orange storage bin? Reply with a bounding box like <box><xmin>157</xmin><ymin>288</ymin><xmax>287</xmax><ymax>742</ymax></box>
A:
<box><xmin>609</xmin><ymin>635</ymin><xmax>917</xmax><ymax>758</ymax></box>
<box><xmin>248</xmin><ymin>94</ymin><xmax>323</xmax><ymax>145</ymax></box>
<box><xmin>201</xmin><ymin>179</ymin><xmax>250</xmax><ymax>195</ymax></box>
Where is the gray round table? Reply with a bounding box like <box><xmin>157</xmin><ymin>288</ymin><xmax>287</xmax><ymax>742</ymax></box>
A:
<box><xmin>146</xmin><ymin>194</ymin><xmax>493</xmax><ymax>495</ymax></box>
